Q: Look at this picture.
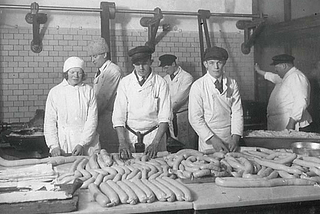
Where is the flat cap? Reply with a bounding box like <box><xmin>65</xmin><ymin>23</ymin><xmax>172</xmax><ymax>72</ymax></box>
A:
<box><xmin>270</xmin><ymin>54</ymin><xmax>295</xmax><ymax>65</ymax></box>
<box><xmin>63</xmin><ymin>57</ymin><xmax>85</xmax><ymax>73</ymax></box>
<box><xmin>128</xmin><ymin>46</ymin><xmax>154</xmax><ymax>64</ymax></box>
<box><xmin>159</xmin><ymin>54</ymin><xmax>177</xmax><ymax>67</ymax></box>
<box><xmin>204</xmin><ymin>46</ymin><xmax>228</xmax><ymax>61</ymax></box>
<box><xmin>87</xmin><ymin>38</ymin><xmax>109</xmax><ymax>56</ymax></box>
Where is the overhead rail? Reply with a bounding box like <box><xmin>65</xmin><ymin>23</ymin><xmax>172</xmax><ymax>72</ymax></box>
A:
<box><xmin>0</xmin><ymin>2</ymin><xmax>267</xmax><ymax>57</ymax></box>
<box><xmin>0</xmin><ymin>3</ymin><xmax>267</xmax><ymax>18</ymax></box>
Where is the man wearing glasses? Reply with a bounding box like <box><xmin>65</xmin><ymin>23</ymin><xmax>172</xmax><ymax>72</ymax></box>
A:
<box><xmin>112</xmin><ymin>46</ymin><xmax>171</xmax><ymax>159</ymax></box>
<box><xmin>188</xmin><ymin>46</ymin><xmax>243</xmax><ymax>153</ymax></box>
<box><xmin>88</xmin><ymin>38</ymin><xmax>123</xmax><ymax>152</ymax></box>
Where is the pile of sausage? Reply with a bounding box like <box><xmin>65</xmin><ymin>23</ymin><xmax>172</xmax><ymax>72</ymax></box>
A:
<box><xmin>56</xmin><ymin>147</ymin><xmax>320</xmax><ymax>207</ymax></box>
<box><xmin>56</xmin><ymin>149</ymin><xmax>193</xmax><ymax>207</ymax></box>
<box><xmin>167</xmin><ymin>148</ymin><xmax>320</xmax><ymax>188</ymax></box>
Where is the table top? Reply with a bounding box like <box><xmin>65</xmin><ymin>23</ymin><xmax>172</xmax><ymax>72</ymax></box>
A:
<box><xmin>72</xmin><ymin>189</ymin><xmax>193</xmax><ymax>214</ymax></box>
<box><xmin>188</xmin><ymin>183</ymin><xmax>320</xmax><ymax>210</ymax></box>
<box><xmin>68</xmin><ymin>181</ymin><xmax>320</xmax><ymax>213</ymax></box>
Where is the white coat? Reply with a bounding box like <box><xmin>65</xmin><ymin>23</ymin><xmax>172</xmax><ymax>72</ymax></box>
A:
<box><xmin>44</xmin><ymin>79</ymin><xmax>100</xmax><ymax>156</ymax></box>
<box><xmin>264</xmin><ymin>67</ymin><xmax>312</xmax><ymax>131</ymax></box>
<box><xmin>112</xmin><ymin>71</ymin><xmax>171</xmax><ymax>151</ymax></box>
<box><xmin>163</xmin><ymin>66</ymin><xmax>196</xmax><ymax>148</ymax></box>
<box><xmin>93</xmin><ymin>60</ymin><xmax>123</xmax><ymax>151</ymax></box>
<box><xmin>188</xmin><ymin>73</ymin><xmax>243</xmax><ymax>152</ymax></box>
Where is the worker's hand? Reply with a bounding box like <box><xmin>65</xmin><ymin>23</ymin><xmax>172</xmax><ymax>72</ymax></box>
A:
<box><xmin>144</xmin><ymin>142</ymin><xmax>159</xmax><ymax>159</ymax></box>
<box><xmin>72</xmin><ymin>145</ymin><xmax>84</xmax><ymax>156</ymax></box>
<box><xmin>51</xmin><ymin>147</ymin><xmax>62</xmax><ymax>157</ymax></box>
<box><xmin>206</xmin><ymin>136</ymin><xmax>229</xmax><ymax>153</ymax></box>
<box><xmin>119</xmin><ymin>142</ymin><xmax>133</xmax><ymax>160</ymax></box>
<box><xmin>254</xmin><ymin>63</ymin><xmax>261</xmax><ymax>72</ymax></box>
<box><xmin>229</xmin><ymin>135</ymin><xmax>240</xmax><ymax>152</ymax></box>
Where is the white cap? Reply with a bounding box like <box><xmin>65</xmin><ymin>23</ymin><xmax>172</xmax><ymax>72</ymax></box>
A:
<box><xmin>63</xmin><ymin>57</ymin><xmax>85</xmax><ymax>73</ymax></box>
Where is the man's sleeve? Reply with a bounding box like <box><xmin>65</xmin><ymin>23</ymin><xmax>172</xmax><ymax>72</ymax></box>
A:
<box><xmin>230</xmin><ymin>80</ymin><xmax>244</xmax><ymax>137</ymax></box>
<box><xmin>43</xmin><ymin>90</ymin><xmax>60</xmax><ymax>151</ymax></box>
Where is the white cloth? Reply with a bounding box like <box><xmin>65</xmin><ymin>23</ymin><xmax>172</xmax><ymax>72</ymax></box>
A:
<box><xmin>93</xmin><ymin>60</ymin><xmax>123</xmax><ymax>151</ymax></box>
<box><xmin>163</xmin><ymin>66</ymin><xmax>194</xmax><ymax>113</ymax></box>
<box><xmin>44</xmin><ymin>79</ymin><xmax>100</xmax><ymax>156</ymax></box>
<box><xmin>264</xmin><ymin>67</ymin><xmax>312</xmax><ymax>131</ymax></box>
<box><xmin>188</xmin><ymin>72</ymin><xmax>243</xmax><ymax>152</ymax></box>
<box><xmin>112</xmin><ymin>71</ymin><xmax>171</xmax><ymax>151</ymax></box>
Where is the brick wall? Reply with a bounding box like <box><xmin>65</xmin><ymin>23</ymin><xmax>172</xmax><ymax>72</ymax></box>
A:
<box><xmin>0</xmin><ymin>26</ymin><xmax>254</xmax><ymax>123</ymax></box>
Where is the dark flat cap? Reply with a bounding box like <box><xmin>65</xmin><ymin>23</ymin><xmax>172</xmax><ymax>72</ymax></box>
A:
<box><xmin>204</xmin><ymin>46</ymin><xmax>228</xmax><ymax>61</ymax></box>
<box><xmin>128</xmin><ymin>46</ymin><xmax>154</xmax><ymax>64</ymax></box>
<box><xmin>270</xmin><ymin>54</ymin><xmax>295</xmax><ymax>65</ymax></box>
<box><xmin>159</xmin><ymin>54</ymin><xmax>177</xmax><ymax>67</ymax></box>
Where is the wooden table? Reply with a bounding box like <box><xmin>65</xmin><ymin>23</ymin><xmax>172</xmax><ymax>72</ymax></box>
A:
<box><xmin>71</xmin><ymin>189</ymin><xmax>193</xmax><ymax>214</ymax></box>
<box><xmin>70</xmin><ymin>182</ymin><xmax>320</xmax><ymax>214</ymax></box>
<box><xmin>189</xmin><ymin>182</ymin><xmax>320</xmax><ymax>213</ymax></box>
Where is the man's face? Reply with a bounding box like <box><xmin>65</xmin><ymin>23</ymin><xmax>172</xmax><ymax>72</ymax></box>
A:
<box><xmin>204</xmin><ymin>59</ymin><xmax>225</xmax><ymax>78</ymax></box>
<box><xmin>67</xmin><ymin>67</ymin><xmax>84</xmax><ymax>86</ymax></box>
<box><xmin>162</xmin><ymin>63</ymin><xmax>175</xmax><ymax>75</ymax></box>
<box><xmin>133</xmin><ymin>59</ymin><xmax>153</xmax><ymax>77</ymax></box>
<box><xmin>274</xmin><ymin>64</ymin><xmax>287</xmax><ymax>78</ymax></box>
<box><xmin>91</xmin><ymin>53</ymin><xmax>106</xmax><ymax>68</ymax></box>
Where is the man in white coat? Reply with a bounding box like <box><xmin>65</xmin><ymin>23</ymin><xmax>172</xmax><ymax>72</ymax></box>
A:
<box><xmin>159</xmin><ymin>54</ymin><xmax>196</xmax><ymax>150</ymax></box>
<box><xmin>189</xmin><ymin>46</ymin><xmax>243</xmax><ymax>153</ymax></box>
<box><xmin>255</xmin><ymin>54</ymin><xmax>312</xmax><ymax>131</ymax></box>
<box><xmin>112</xmin><ymin>46</ymin><xmax>171</xmax><ymax>159</ymax></box>
<box><xmin>88</xmin><ymin>38</ymin><xmax>123</xmax><ymax>152</ymax></box>
<box><xmin>44</xmin><ymin>57</ymin><xmax>100</xmax><ymax>156</ymax></box>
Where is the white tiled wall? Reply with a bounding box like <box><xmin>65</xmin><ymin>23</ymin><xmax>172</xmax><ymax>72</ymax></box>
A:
<box><xmin>0</xmin><ymin>26</ymin><xmax>254</xmax><ymax>123</ymax></box>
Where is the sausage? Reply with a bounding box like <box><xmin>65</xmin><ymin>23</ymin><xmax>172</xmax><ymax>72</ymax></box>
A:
<box><xmin>302</xmin><ymin>156</ymin><xmax>320</xmax><ymax>164</ymax></box>
<box><xmin>155</xmin><ymin>177</ymin><xmax>184</xmax><ymax>201</ymax></box>
<box><xmin>237</xmin><ymin>157</ymin><xmax>254</xmax><ymax>174</ymax></box>
<box><xmin>69</xmin><ymin>157</ymin><xmax>86</xmax><ymax>172</ymax></box>
<box><xmin>99</xmin><ymin>182</ymin><xmax>120</xmax><ymax>207</ymax></box>
<box><xmin>101</xmin><ymin>167</ymin><xmax>117</xmax><ymax>175</ymax></box>
<box><xmin>112</xmin><ymin>173</ymin><xmax>122</xmax><ymax>182</ymax></box>
<box><xmin>111</xmin><ymin>166</ymin><xmax>125</xmax><ymax>175</ymax></box>
<box><xmin>149</xmin><ymin>178</ymin><xmax>175</xmax><ymax>202</ymax></box>
<box><xmin>141</xmin><ymin>178</ymin><xmax>167</xmax><ymax>202</ymax></box>
<box><xmin>132</xmin><ymin>178</ymin><xmax>156</xmax><ymax>203</ymax></box>
<box><xmin>106</xmin><ymin>180</ymin><xmax>128</xmax><ymax>204</ymax></box>
<box><xmin>88</xmin><ymin>183</ymin><xmax>110</xmax><ymax>207</ymax></box>
<box><xmin>254</xmin><ymin>157</ymin><xmax>302</xmax><ymax>175</ymax></box>
<box><xmin>94</xmin><ymin>173</ymin><xmax>105</xmax><ymax>186</ymax></box>
<box><xmin>81</xmin><ymin>177</ymin><xmax>96</xmax><ymax>189</ymax></box>
<box><xmin>103</xmin><ymin>174</ymin><xmax>116</xmax><ymax>182</ymax></box>
<box><xmin>96</xmin><ymin>153</ymin><xmax>108</xmax><ymax>169</ymax></box>
<box><xmin>126</xmin><ymin>168</ymin><xmax>140</xmax><ymax>180</ymax></box>
<box><xmin>215</xmin><ymin>177</ymin><xmax>316</xmax><ymax>187</ymax></box>
<box><xmin>293</xmin><ymin>158</ymin><xmax>320</xmax><ymax>169</ymax></box>
<box><xmin>112</xmin><ymin>153</ymin><xmax>125</xmax><ymax>166</ymax></box>
<box><xmin>192</xmin><ymin>169</ymin><xmax>211</xmax><ymax>178</ymax></box>
<box><xmin>175</xmin><ymin>149</ymin><xmax>204</xmax><ymax>158</ymax></box>
<box><xmin>172</xmin><ymin>155</ymin><xmax>184</xmax><ymax>171</ymax></box>
<box><xmin>77</xmin><ymin>158</ymin><xmax>89</xmax><ymax>170</ymax></box>
<box><xmin>117</xmin><ymin>180</ymin><xmax>139</xmax><ymax>205</ymax></box>
<box><xmin>100</xmin><ymin>149</ymin><xmax>113</xmax><ymax>166</ymax></box>
<box><xmin>122</xmin><ymin>179</ymin><xmax>148</xmax><ymax>203</ymax></box>
<box><xmin>266</xmin><ymin>170</ymin><xmax>278</xmax><ymax>179</ymax></box>
<box><xmin>88</xmin><ymin>153</ymin><xmax>100</xmax><ymax>169</ymax></box>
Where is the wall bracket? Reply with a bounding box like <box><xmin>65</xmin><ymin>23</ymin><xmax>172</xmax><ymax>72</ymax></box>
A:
<box><xmin>25</xmin><ymin>2</ymin><xmax>47</xmax><ymax>53</ymax></box>
<box><xmin>140</xmin><ymin>7</ymin><xmax>163</xmax><ymax>50</ymax></box>
<box><xmin>236</xmin><ymin>17</ymin><xmax>265</xmax><ymax>55</ymax></box>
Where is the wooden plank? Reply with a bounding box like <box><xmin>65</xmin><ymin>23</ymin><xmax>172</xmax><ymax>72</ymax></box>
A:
<box><xmin>0</xmin><ymin>195</ymin><xmax>78</xmax><ymax>214</ymax></box>
<box><xmin>258</xmin><ymin>14</ymin><xmax>320</xmax><ymax>43</ymax></box>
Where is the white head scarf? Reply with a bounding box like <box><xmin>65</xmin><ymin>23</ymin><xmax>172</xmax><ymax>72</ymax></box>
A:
<box><xmin>63</xmin><ymin>57</ymin><xmax>85</xmax><ymax>73</ymax></box>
